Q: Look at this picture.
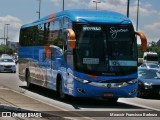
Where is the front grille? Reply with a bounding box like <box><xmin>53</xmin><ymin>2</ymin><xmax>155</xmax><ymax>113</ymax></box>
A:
<box><xmin>151</xmin><ymin>85</ymin><xmax>160</xmax><ymax>95</ymax></box>
<box><xmin>98</xmin><ymin>78</ymin><xmax>134</xmax><ymax>83</ymax></box>
<box><xmin>152</xmin><ymin>85</ymin><xmax>160</xmax><ymax>90</ymax></box>
<box><xmin>4</xmin><ymin>66</ymin><xmax>12</xmax><ymax>68</ymax></box>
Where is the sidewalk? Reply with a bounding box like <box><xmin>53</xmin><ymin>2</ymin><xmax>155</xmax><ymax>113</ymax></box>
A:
<box><xmin>0</xmin><ymin>85</ymin><xmax>68</xmax><ymax>119</ymax></box>
<box><xmin>0</xmin><ymin>85</ymin><xmax>90</xmax><ymax>120</ymax></box>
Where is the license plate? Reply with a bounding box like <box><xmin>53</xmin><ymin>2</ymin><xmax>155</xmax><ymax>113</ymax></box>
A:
<box><xmin>4</xmin><ymin>69</ymin><xmax>11</xmax><ymax>71</ymax></box>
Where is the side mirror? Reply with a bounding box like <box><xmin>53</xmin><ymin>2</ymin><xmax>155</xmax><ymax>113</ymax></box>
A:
<box><xmin>135</xmin><ymin>31</ymin><xmax>147</xmax><ymax>52</ymax></box>
<box><xmin>66</xmin><ymin>29</ymin><xmax>76</xmax><ymax>49</ymax></box>
<box><xmin>44</xmin><ymin>46</ymin><xmax>52</xmax><ymax>60</ymax></box>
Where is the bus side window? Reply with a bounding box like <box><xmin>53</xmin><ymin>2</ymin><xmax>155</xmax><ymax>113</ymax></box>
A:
<box><xmin>63</xmin><ymin>17</ymin><xmax>72</xmax><ymax>29</ymax></box>
<box><xmin>37</xmin><ymin>24</ymin><xmax>45</xmax><ymax>46</ymax></box>
<box><xmin>48</xmin><ymin>20</ymin><xmax>63</xmax><ymax>49</ymax></box>
<box><xmin>19</xmin><ymin>29</ymin><xmax>25</xmax><ymax>46</ymax></box>
<box><xmin>20</xmin><ymin>27</ymin><xmax>34</xmax><ymax>46</ymax></box>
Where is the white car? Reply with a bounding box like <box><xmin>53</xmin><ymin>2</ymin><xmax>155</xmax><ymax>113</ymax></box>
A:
<box><xmin>0</xmin><ymin>58</ymin><xmax>16</xmax><ymax>73</ymax></box>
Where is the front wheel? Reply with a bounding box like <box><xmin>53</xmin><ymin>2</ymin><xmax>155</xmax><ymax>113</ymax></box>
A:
<box><xmin>26</xmin><ymin>70</ymin><xmax>33</xmax><ymax>89</ymax></box>
<box><xmin>57</xmin><ymin>77</ymin><xmax>67</xmax><ymax>100</ymax></box>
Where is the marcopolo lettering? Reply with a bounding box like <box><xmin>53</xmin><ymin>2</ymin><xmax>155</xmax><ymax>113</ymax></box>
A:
<box><xmin>83</xmin><ymin>27</ymin><xmax>101</xmax><ymax>31</ymax></box>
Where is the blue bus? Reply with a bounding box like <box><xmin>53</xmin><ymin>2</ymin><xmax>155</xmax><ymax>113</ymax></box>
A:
<box><xmin>19</xmin><ymin>10</ymin><xmax>147</xmax><ymax>102</ymax></box>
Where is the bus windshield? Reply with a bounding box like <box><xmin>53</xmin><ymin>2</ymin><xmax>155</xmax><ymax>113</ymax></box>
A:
<box><xmin>73</xmin><ymin>23</ymin><xmax>137</xmax><ymax>76</ymax></box>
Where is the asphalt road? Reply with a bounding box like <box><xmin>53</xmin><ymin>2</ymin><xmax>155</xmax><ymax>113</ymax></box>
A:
<box><xmin>0</xmin><ymin>65</ymin><xmax>160</xmax><ymax>120</ymax></box>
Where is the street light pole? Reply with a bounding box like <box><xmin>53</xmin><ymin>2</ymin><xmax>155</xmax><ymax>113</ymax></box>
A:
<box><xmin>93</xmin><ymin>1</ymin><xmax>101</xmax><ymax>10</ymax></box>
<box><xmin>37</xmin><ymin>0</ymin><xmax>41</xmax><ymax>19</ymax></box>
<box><xmin>127</xmin><ymin>0</ymin><xmax>130</xmax><ymax>17</ymax></box>
<box><xmin>3</xmin><ymin>24</ymin><xmax>10</xmax><ymax>53</ymax></box>
<box><xmin>136</xmin><ymin>0</ymin><xmax>140</xmax><ymax>31</ymax></box>
<box><xmin>63</xmin><ymin>0</ymin><xmax>64</xmax><ymax>11</ymax></box>
<box><xmin>4</xmin><ymin>25</ymin><xmax>6</xmax><ymax>45</ymax></box>
<box><xmin>5</xmin><ymin>24</ymin><xmax>10</xmax><ymax>47</ymax></box>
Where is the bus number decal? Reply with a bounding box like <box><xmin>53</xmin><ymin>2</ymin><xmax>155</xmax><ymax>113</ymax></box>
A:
<box><xmin>83</xmin><ymin>58</ymin><xmax>99</xmax><ymax>64</ymax></box>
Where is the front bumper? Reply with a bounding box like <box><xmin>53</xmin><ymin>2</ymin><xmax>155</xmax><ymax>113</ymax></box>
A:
<box><xmin>75</xmin><ymin>82</ymin><xmax>137</xmax><ymax>98</ymax></box>
<box><xmin>0</xmin><ymin>65</ymin><xmax>16</xmax><ymax>72</ymax></box>
<box><xmin>139</xmin><ymin>87</ymin><xmax>160</xmax><ymax>97</ymax></box>
<box><xmin>66</xmin><ymin>73</ymin><xmax>138</xmax><ymax>99</ymax></box>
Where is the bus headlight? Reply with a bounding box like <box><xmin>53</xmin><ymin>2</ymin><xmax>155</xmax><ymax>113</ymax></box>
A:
<box><xmin>127</xmin><ymin>79</ymin><xmax>138</xmax><ymax>84</ymax></box>
<box><xmin>69</xmin><ymin>73</ymin><xmax>90</xmax><ymax>83</ymax></box>
<box><xmin>74</xmin><ymin>76</ymin><xmax>90</xmax><ymax>83</ymax></box>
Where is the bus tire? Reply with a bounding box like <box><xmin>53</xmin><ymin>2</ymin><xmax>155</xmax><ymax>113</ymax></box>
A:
<box><xmin>57</xmin><ymin>76</ymin><xmax>66</xmax><ymax>100</ymax></box>
<box><xmin>26</xmin><ymin>70</ymin><xmax>33</xmax><ymax>90</ymax></box>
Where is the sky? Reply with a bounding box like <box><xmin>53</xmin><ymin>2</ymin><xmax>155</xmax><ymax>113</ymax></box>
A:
<box><xmin>0</xmin><ymin>0</ymin><xmax>160</xmax><ymax>44</ymax></box>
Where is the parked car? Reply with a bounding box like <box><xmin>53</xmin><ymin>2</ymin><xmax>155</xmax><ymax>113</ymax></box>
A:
<box><xmin>0</xmin><ymin>55</ymin><xmax>18</xmax><ymax>64</ymax></box>
<box><xmin>143</xmin><ymin>52</ymin><xmax>159</xmax><ymax>64</ymax></box>
<box><xmin>137</xmin><ymin>67</ymin><xmax>160</xmax><ymax>98</ymax></box>
<box><xmin>0</xmin><ymin>58</ymin><xmax>16</xmax><ymax>73</ymax></box>
<box><xmin>139</xmin><ymin>63</ymin><xmax>160</xmax><ymax>70</ymax></box>
<box><xmin>0</xmin><ymin>54</ymin><xmax>10</xmax><ymax>58</ymax></box>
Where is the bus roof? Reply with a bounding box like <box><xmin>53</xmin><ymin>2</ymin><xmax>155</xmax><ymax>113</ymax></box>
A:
<box><xmin>21</xmin><ymin>9</ymin><xmax>132</xmax><ymax>28</ymax></box>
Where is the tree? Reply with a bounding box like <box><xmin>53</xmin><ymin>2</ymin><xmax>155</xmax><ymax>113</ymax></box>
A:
<box><xmin>137</xmin><ymin>40</ymin><xmax>160</xmax><ymax>58</ymax></box>
<box><xmin>0</xmin><ymin>44</ymin><xmax>18</xmax><ymax>55</ymax></box>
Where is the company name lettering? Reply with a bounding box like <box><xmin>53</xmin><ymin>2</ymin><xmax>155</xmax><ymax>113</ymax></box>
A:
<box><xmin>110</xmin><ymin>27</ymin><xmax>129</xmax><ymax>39</ymax></box>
